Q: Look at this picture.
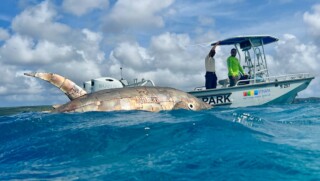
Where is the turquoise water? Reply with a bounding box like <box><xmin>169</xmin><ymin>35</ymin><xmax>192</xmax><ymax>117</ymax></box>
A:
<box><xmin>1</xmin><ymin>100</ymin><xmax>320</xmax><ymax>180</ymax></box>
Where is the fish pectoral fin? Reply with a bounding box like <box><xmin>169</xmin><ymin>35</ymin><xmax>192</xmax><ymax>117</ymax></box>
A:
<box><xmin>173</xmin><ymin>101</ymin><xmax>189</xmax><ymax>110</ymax></box>
<box><xmin>24</xmin><ymin>72</ymin><xmax>87</xmax><ymax>100</ymax></box>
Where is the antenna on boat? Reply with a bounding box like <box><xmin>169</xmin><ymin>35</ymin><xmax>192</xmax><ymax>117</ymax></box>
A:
<box><xmin>120</xmin><ymin>66</ymin><xmax>123</xmax><ymax>80</ymax></box>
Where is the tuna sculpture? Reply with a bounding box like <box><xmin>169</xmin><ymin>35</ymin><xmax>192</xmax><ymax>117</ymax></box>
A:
<box><xmin>24</xmin><ymin>72</ymin><xmax>211</xmax><ymax>112</ymax></box>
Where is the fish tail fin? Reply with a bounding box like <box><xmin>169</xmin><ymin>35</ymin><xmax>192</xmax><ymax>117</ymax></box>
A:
<box><xmin>24</xmin><ymin>72</ymin><xmax>87</xmax><ymax>100</ymax></box>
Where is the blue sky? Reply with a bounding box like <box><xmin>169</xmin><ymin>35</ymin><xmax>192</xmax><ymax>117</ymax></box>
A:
<box><xmin>0</xmin><ymin>0</ymin><xmax>320</xmax><ymax>107</ymax></box>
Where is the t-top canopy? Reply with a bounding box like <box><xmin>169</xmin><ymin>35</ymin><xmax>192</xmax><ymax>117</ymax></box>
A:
<box><xmin>211</xmin><ymin>35</ymin><xmax>278</xmax><ymax>48</ymax></box>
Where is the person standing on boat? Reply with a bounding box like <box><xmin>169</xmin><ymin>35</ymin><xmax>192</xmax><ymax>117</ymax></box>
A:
<box><xmin>205</xmin><ymin>43</ymin><xmax>219</xmax><ymax>89</ymax></box>
<box><xmin>227</xmin><ymin>48</ymin><xmax>245</xmax><ymax>87</ymax></box>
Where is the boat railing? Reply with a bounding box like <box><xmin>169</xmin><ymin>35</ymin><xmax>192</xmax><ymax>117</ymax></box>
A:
<box><xmin>254</xmin><ymin>69</ymin><xmax>268</xmax><ymax>75</ymax></box>
<box><xmin>126</xmin><ymin>79</ymin><xmax>156</xmax><ymax>87</ymax></box>
<box><xmin>267</xmin><ymin>73</ymin><xmax>311</xmax><ymax>81</ymax></box>
<box><xmin>194</xmin><ymin>86</ymin><xmax>206</xmax><ymax>91</ymax></box>
<box><xmin>236</xmin><ymin>72</ymin><xmax>312</xmax><ymax>86</ymax></box>
<box><xmin>193</xmin><ymin>73</ymin><xmax>312</xmax><ymax>91</ymax></box>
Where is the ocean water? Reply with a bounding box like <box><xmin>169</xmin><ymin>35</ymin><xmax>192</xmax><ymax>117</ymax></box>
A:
<box><xmin>1</xmin><ymin>99</ymin><xmax>320</xmax><ymax>180</ymax></box>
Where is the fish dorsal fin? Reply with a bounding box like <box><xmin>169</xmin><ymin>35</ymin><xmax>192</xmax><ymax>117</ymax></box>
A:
<box><xmin>24</xmin><ymin>72</ymin><xmax>87</xmax><ymax>100</ymax></box>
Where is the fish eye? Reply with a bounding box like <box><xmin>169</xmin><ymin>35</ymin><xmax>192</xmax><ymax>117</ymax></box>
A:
<box><xmin>188</xmin><ymin>103</ymin><xmax>195</xmax><ymax>110</ymax></box>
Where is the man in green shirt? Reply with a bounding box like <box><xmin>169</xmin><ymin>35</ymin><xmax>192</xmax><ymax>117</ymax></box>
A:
<box><xmin>227</xmin><ymin>48</ymin><xmax>245</xmax><ymax>87</ymax></box>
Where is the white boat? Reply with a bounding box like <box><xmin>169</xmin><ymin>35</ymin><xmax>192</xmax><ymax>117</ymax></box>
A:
<box><xmin>188</xmin><ymin>35</ymin><xmax>314</xmax><ymax>107</ymax></box>
<box><xmin>83</xmin><ymin>76</ymin><xmax>156</xmax><ymax>93</ymax></box>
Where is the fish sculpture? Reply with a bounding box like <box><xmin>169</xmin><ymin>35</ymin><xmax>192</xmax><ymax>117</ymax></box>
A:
<box><xmin>24</xmin><ymin>72</ymin><xmax>212</xmax><ymax>112</ymax></box>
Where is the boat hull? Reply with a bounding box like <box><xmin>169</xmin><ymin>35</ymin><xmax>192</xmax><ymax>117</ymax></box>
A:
<box><xmin>188</xmin><ymin>77</ymin><xmax>314</xmax><ymax>107</ymax></box>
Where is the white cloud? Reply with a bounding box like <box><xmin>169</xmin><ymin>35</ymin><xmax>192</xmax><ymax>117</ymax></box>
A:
<box><xmin>273</xmin><ymin>34</ymin><xmax>318</xmax><ymax>74</ymax></box>
<box><xmin>82</xmin><ymin>28</ymin><xmax>102</xmax><ymax>42</ymax></box>
<box><xmin>12</xmin><ymin>0</ymin><xmax>71</xmax><ymax>42</ymax></box>
<box><xmin>103</xmin><ymin>0</ymin><xmax>174</xmax><ymax>32</ymax></box>
<box><xmin>0</xmin><ymin>28</ymin><xmax>10</xmax><ymax>41</ymax></box>
<box><xmin>151</xmin><ymin>32</ymin><xmax>190</xmax><ymax>53</ymax></box>
<box><xmin>0</xmin><ymin>63</ymin><xmax>16</xmax><ymax>84</ymax></box>
<box><xmin>0</xmin><ymin>35</ymin><xmax>74</xmax><ymax>65</ymax></box>
<box><xmin>106</xmin><ymin>32</ymin><xmax>216</xmax><ymax>90</ymax></box>
<box><xmin>105</xmin><ymin>31</ymin><xmax>237</xmax><ymax>91</ymax></box>
<box><xmin>0</xmin><ymin>67</ymin><xmax>70</xmax><ymax>105</ymax></box>
<box><xmin>110</xmin><ymin>42</ymin><xmax>154</xmax><ymax>72</ymax></box>
<box><xmin>62</xmin><ymin>0</ymin><xmax>109</xmax><ymax>16</ymax></box>
<box><xmin>268</xmin><ymin>34</ymin><xmax>320</xmax><ymax>97</ymax></box>
<box><xmin>150</xmin><ymin>32</ymin><xmax>203</xmax><ymax>73</ymax></box>
<box><xmin>0</xmin><ymin>60</ymin><xmax>101</xmax><ymax>106</ymax></box>
<box><xmin>0</xmin><ymin>64</ymin><xmax>44</xmax><ymax>102</ymax></box>
<box><xmin>303</xmin><ymin>4</ymin><xmax>320</xmax><ymax>38</ymax></box>
<box><xmin>79</xmin><ymin>29</ymin><xmax>105</xmax><ymax>63</ymax></box>
<box><xmin>1</xmin><ymin>0</ymin><xmax>106</xmax><ymax>67</ymax></box>
<box><xmin>0</xmin><ymin>0</ymin><xmax>109</xmax><ymax>106</ymax></box>
<box><xmin>48</xmin><ymin>60</ymin><xmax>102</xmax><ymax>83</ymax></box>
<box><xmin>0</xmin><ymin>86</ymin><xmax>7</xmax><ymax>95</ymax></box>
